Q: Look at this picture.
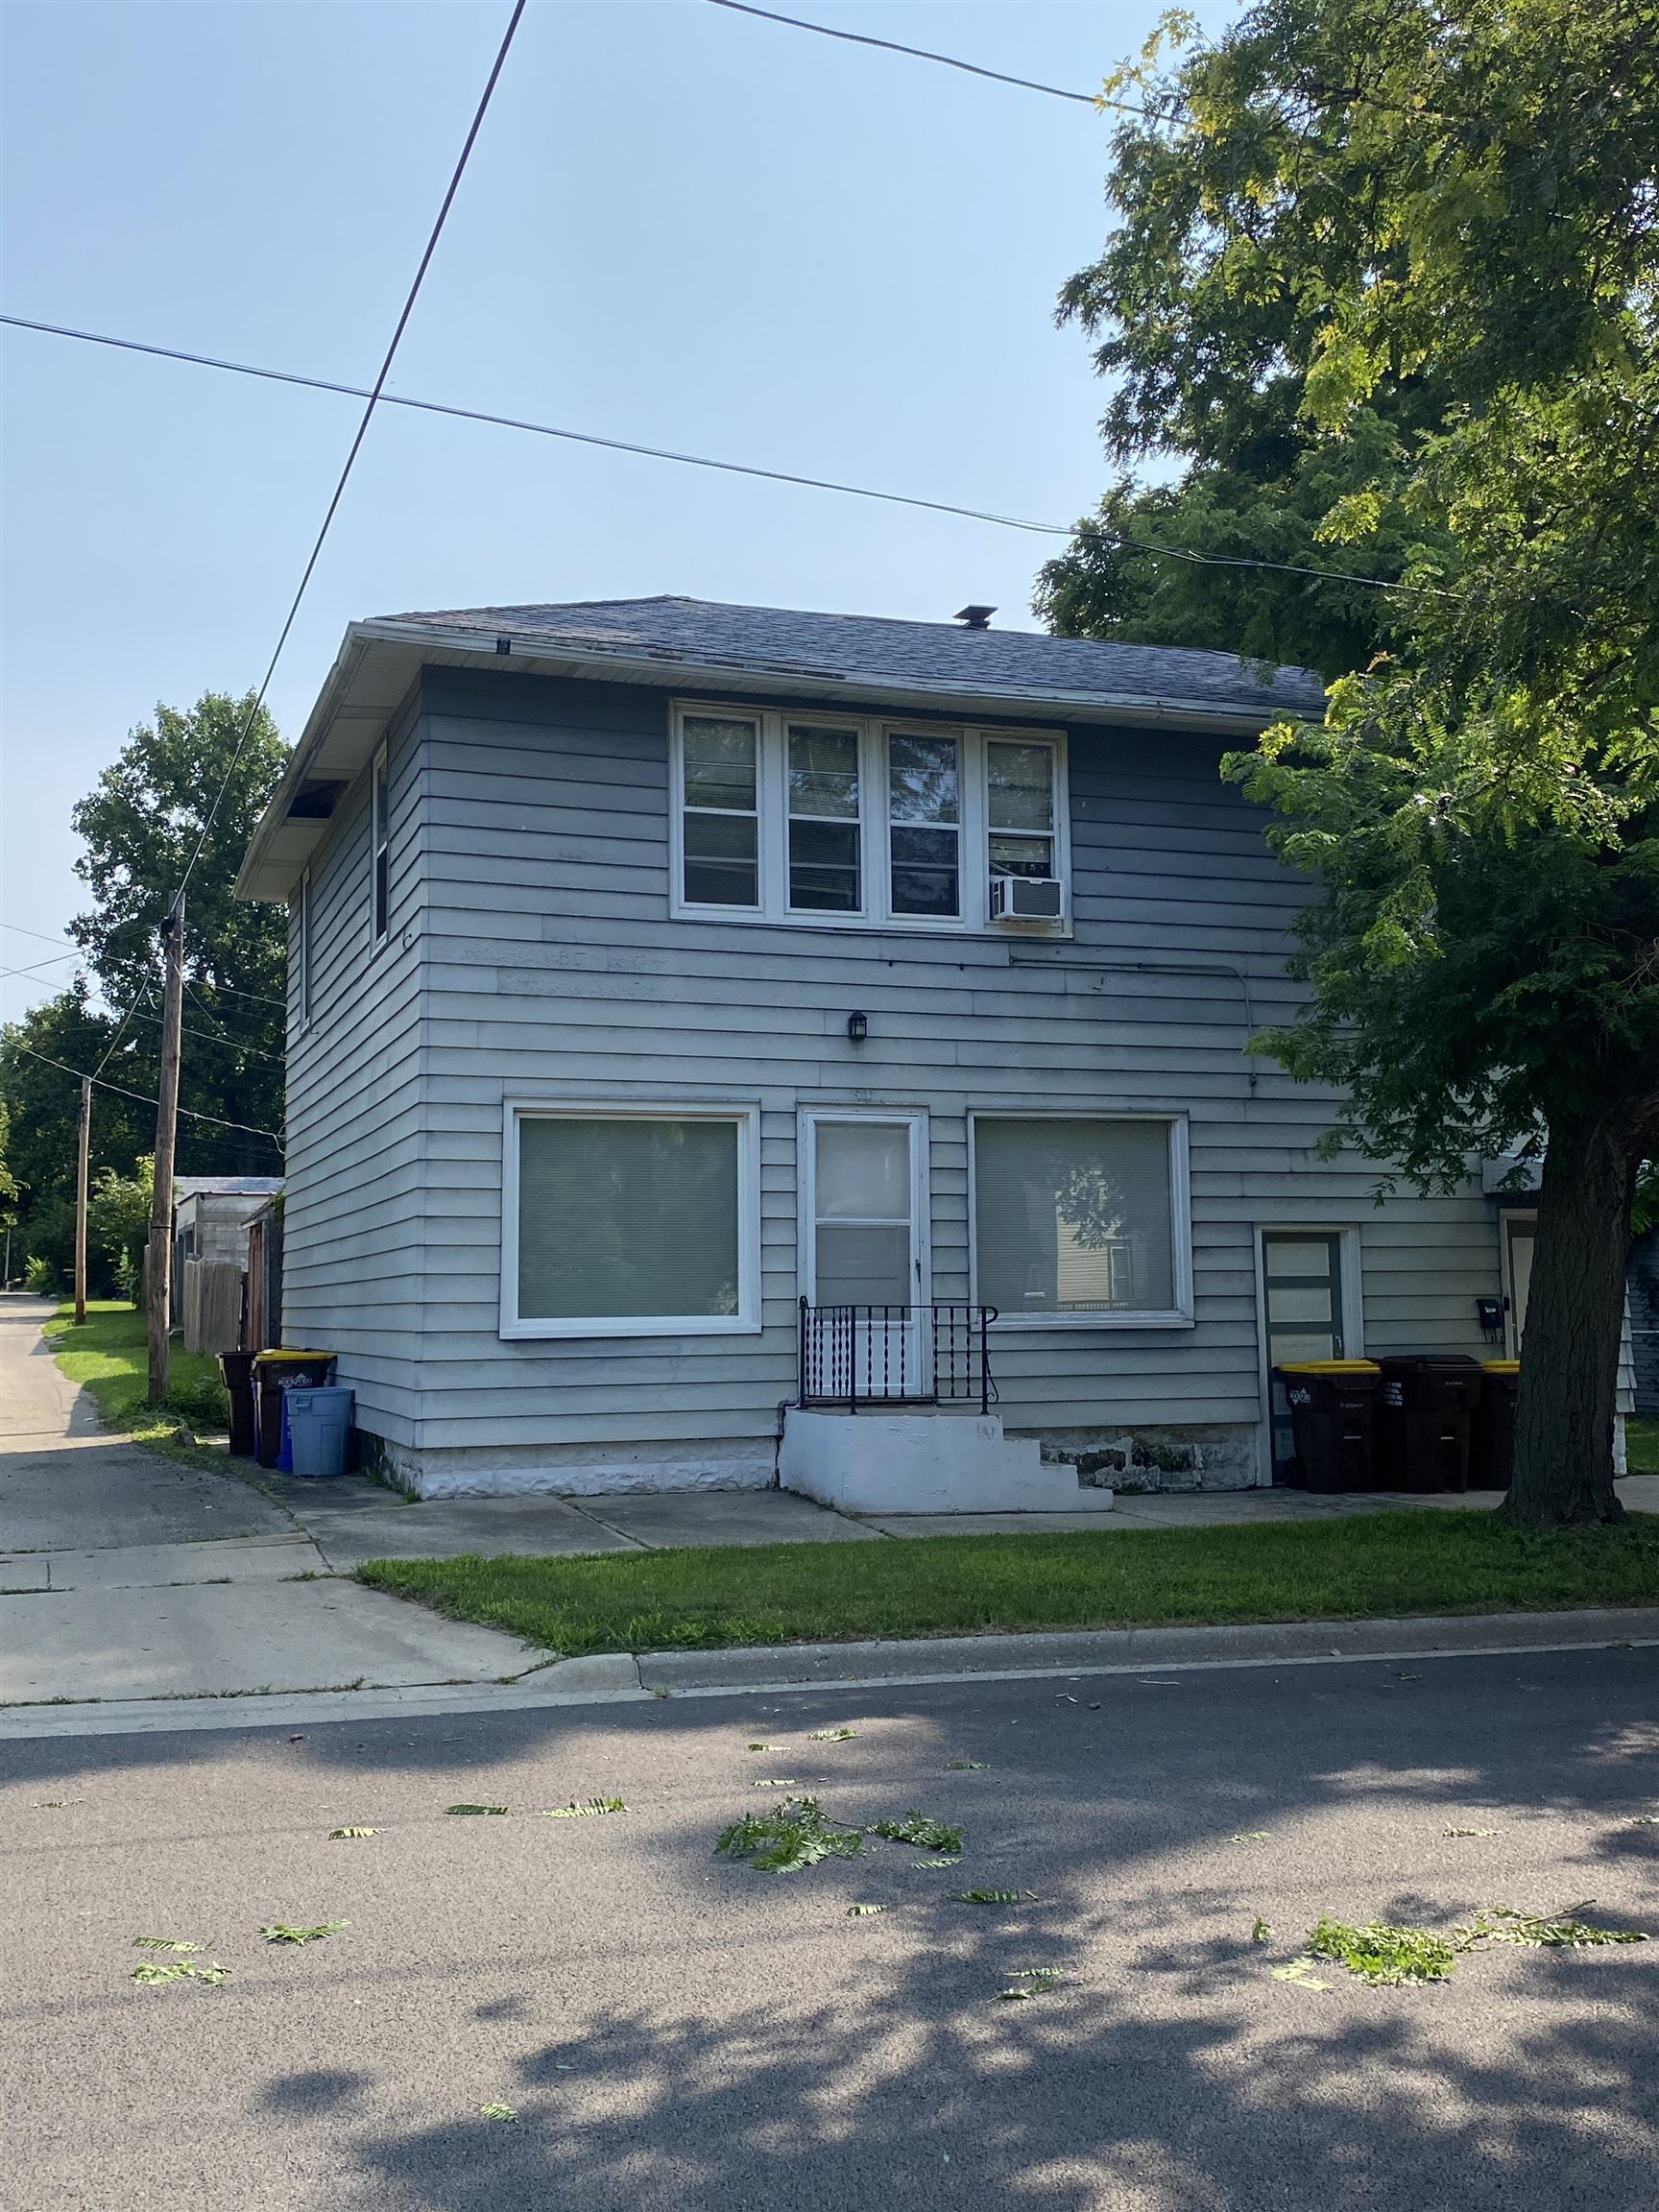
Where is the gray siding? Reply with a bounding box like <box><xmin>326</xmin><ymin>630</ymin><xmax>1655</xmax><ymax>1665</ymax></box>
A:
<box><xmin>281</xmin><ymin>686</ymin><xmax>427</xmax><ymax>1444</ymax></box>
<box><xmin>283</xmin><ymin>665</ymin><xmax>1500</xmax><ymax>1464</ymax></box>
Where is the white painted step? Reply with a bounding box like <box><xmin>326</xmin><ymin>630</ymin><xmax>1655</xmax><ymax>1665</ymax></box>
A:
<box><xmin>781</xmin><ymin>1409</ymin><xmax>1115</xmax><ymax>1516</ymax></box>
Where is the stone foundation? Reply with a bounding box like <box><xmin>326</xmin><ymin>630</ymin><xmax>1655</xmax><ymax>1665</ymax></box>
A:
<box><xmin>1018</xmin><ymin>1422</ymin><xmax>1262</xmax><ymax>1494</ymax></box>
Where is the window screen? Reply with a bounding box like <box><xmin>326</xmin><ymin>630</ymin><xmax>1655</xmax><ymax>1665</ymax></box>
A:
<box><xmin>787</xmin><ymin>724</ymin><xmax>860</xmax><ymax>911</ymax></box>
<box><xmin>517</xmin><ymin>1116</ymin><xmax>742</xmax><ymax>1322</ymax></box>
<box><xmin>888</xmin><ymin>732</ymin><xmax>959</xmax><ymax>917</ymax></box>
<box><xmin>987</xmin><ymin>740</ymin><xmax>1055</xmax><ymax>880</ymax></box>
<box><xmin>682</xmin><ymin>716</ymin><xmax>760</xmax><ymax>906</ymax></box>
<box><xmin>974</xmin><ymin>1118</ymin><xmax>1175</xmax><ymax>1314</ymax></box>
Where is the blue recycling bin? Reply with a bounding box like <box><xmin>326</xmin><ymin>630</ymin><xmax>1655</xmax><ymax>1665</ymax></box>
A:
<box><xmin>284</xmin><ymin>1385</ymin><xmax>355</xmax><ymax>1479</ymax></box>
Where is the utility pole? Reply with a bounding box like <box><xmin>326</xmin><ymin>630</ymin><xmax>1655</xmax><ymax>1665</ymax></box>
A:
<box><xmin>147</xmin><ymin>896</ymin><xmax>185</xmax><ymax>1405</ymax></box>
<box><xmin>74</xmin><ymin>1076</ymin><xmax>91</xmax><ymax>1325</ymax></box>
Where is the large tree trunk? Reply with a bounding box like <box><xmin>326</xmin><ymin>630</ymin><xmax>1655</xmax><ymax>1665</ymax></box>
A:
<box><xmin>1499</xmin><ymin>1107</ymin><xmax>1639</xmax><ymax>1529</ymax></box>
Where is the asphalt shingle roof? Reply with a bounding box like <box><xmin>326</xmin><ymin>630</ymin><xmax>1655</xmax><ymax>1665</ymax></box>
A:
<box><xmin>380</xmin><ymin>596</ymin><xmax>1325</xmax><ymax>719</ymax></box>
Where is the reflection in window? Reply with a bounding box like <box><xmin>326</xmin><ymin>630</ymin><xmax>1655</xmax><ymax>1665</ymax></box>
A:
<box><xmin>787</xmin><ymin>725</ymin><xmax>860</xmax><ymax>911</ymax></box>
<box><xmin>987</xmin><ymin>741</ymin><xmax>1055</xmax><ymax>881</ymax></box>
<box><xmin>888</xmin><ymin>733</ymin><xmax>959</xmax><ymax>917</ymax></box>
<box><xmin>682</xmin><ymin>716</ymin><xmax>760</xmax><ymax>906</ymax></box>
<box><xmin>974</xmin><ymin>1118</ymin><xmax>1176</xmax><ymax>1315</ymax></box>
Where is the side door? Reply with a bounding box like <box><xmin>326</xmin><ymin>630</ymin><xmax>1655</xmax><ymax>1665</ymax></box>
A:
<box><xmin>802</xmin><ymin>1111</ymin><xmax>930</xmax><ymax>1398</ymax></box>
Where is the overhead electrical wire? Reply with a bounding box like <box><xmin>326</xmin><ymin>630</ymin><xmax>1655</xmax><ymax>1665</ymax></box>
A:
<box><xmin>0</xmin><ymin>313</ymin><xmax>1445</xmax><ymax>597</ymax></box>
<box><xmin>6</xmin><ymin>1041</ymin><xmax>284</xmax><ymax>1146</ymax></box>
<box><xmin>700</xmin><ymin>0</ymin><xmax>1116</xmax><ymax>110</ymax></box>
<box><xmin>69</xmin><ymin>0</ymin><xmax>525</xmax><ymax>1096</ymax></box>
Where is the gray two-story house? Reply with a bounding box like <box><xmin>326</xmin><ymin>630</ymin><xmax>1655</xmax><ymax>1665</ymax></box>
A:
<box><xmin>235</xmin><ymin>596</ymin><xmax>1526</xmax><ymax>1503</ymax></box>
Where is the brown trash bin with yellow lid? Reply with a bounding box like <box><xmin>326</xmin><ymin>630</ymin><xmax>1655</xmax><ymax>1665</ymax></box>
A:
<box><xmin>1474</xmin><ymin>1360</ymin><xmax>1521</xmax><ymax>1491</ymax></box>
<box><xmin>1377</xmin><ymin>1354</ymin><xmax>1483</xmax><ymax>1492</ymax></box>
<box><xmin>252</xmin><ymin>1349</ymin><xmax>338</xmax><ymax>1468</ymax></box>
<box><xmin>1274</xmin><ymin>1360</ymin><xmax>1382</xmax><ymax>1493</ymax></box>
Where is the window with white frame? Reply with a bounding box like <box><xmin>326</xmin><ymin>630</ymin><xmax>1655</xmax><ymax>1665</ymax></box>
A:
<box><xmin>671</xmin><ymin>705</ymin><xmax>1067</xmax><ymax>930</ymax></box>
<box><xmin>297</xmin><ymin>867</ymin><xmax>312</xmax><ymax>1028</ymax></box>
<box><xmin>972</xmin><ymin>1115</ymin><xmax>1190</xmax><ymax>1324</ymax></box>
<box><xmin>371</xmin><ymin>743</ymin><xmax>390</xmax><ymax>943</ymax></box>
<box><xmin>681</xmin><ymin>713</ymin><xmax>761</xmax><ymax>907</ymax></box>
<box><xmin>503</xmin><ymin>1103</ymin><xmax>759</xmax><ymax>1338</ymax></box>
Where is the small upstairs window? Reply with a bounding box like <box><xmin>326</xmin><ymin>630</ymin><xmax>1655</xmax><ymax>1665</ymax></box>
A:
<box><xmin>371</xmin><ymin>743</ymin><xmax>390</xmax><ymax>943</ymax></box>
<box><xmin>987</xmin><ymin>740</ymin><xmax>1056</xmax><ymax>881</ymax></box>
<box><xmin>787</xmin><ymin>722</ymin><xmax>861</xmax><ymax>912</ymax></box>
<box><xmin>887</xmin><ymin>731</ymin><xmax>960</xmax><ymax>918</ymax></box>
<box><xmin>681</xmin><ymin>714</ymin><xmax>760</xmax><ymax>907</ymax></box>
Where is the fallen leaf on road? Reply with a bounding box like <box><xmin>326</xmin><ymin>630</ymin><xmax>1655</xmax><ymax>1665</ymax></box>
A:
<box><xmin>945</xmin><ymin>1760</ymin><xmax>986</xmax><ymax>1771</ymax></box>
<box><xmin>1445</xmin><ymin>1825</ymin><xmax>1499</xmax><ymax>1838</ymax></box>
<box><xmin>1460</xmin><ymin>1903</ymin><xmax>1647</xmax><ymax>1948</ymax></box>
<box><xmin>330</xmin><ymin>1827</ymin><xmax>380</xmax><ymax>1839</ymax></box>
<box><xmin>871</xmin><ymin>1814</ymin><xmax>963</xmax><ymax>1854</ymax></box>
<box><xmin>998</xmin><ymin>1967</ymin><xmax>1066</xmax><ymax>2000</ymax></box>
<box><xmin>259</xmin><ymin>1920</ymin><xmax>348</xmax><ymax>1945</ymax></box>
<box><xmin>1251</xmin><ymin>1917</ymin><xmax>1273</xmax><ymax>1943</ymax></box>
<box><xmin>808</xmin><ymin>1728</ymin><xmax>858</xmax><ymax>1743</ymax></box>
<box><xmin>847</xmin><ymin>1903</ymin><xmax>886</xmax><ymax>1916</ymax></box>
<box><xmin>953</xmin><ymin>1889</ymin><xmax>1033</xmax><ymax>1906</ymax></box>
<box><xmin>752</xmin><ymin>1779</ymin><xmax>800</xmax><ymax>1790</ymax></box>
<box><xmin>479</xmin><ymin>2103</ymin><xmax>518</xmax><ymax>2123</ymax></box>
<box><xmin>446</xmin><ymin>1804</ymin><xmax>508</xmax><ymax>1816</ymax></box>
<box><xmin>1231</xmin><ymin>1831</ymin><xmax>1271</xmax><ymax>1843</ymax></box>
<box><xmin>540</xmin><ymin>1798</ymin><xmax>626</xmax><ymax>1818</ymax></box>
<box><xmin>746</xmin><ymin>1743</ymin><xmax>781</xmax><ymax>1753</ymax></box>
<box><xmin>715</xmin><ymin>1797</ymin><xmax>862</xmax><ymax>1873</ymax></box>
<box><xmin>1271</xmin><ymin>1960</ymin><xmax>1334</xmax><ymax>1991</ymax></box>
<box><xmin>288</xmin><ymin>1735</ymin><xmax>305</xmax><ymax>1744</ymax></box>
<box><xmin>133</xmin><ymin>1936</ymin><xmax>201</xmax><ymax>1953</ymax></box>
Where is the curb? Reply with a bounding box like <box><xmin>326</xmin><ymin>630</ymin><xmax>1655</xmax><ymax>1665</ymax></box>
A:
<box><xmin>1</xmin><ymin>1607</ymin><xmax>1653</xmax><ymax>1741</ymax></box>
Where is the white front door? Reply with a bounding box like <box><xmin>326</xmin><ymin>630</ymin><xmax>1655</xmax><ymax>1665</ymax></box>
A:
<box><xmin>803</xmin><ymin>1112</ymin><xmax>929</xmax><ymax>1397</ymax></box>
<box><xmin>1503</xmin><ymin>1213</ymin><xmax>1536</xmax><ymax>1358</ymax></box>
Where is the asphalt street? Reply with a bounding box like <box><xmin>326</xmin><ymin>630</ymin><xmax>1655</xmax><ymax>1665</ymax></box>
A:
<box><xmin>3</xmin><ymin>1646</ymin><xmax>1655</xmax><ymax>2211</ymax></box>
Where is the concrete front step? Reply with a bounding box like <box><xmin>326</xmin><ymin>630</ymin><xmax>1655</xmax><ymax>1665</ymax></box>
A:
<box><xmin>780</xmin><ymin>1407</ymin><xmax>1116</xmax><ymax>1515</ymax></box>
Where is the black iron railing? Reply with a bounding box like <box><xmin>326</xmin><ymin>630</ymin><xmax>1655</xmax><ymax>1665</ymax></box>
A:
<box><xmin>797</xmin><ymin>1298</ymin><xmax>998</xmax><ymax>1415</ymax></box>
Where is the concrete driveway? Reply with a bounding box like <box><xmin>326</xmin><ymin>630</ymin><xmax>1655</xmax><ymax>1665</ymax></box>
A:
<box><xmin>0</xmin><ymin>1298</ymin><xmax>537</xmax><ymax>1706</ymax></box>
<box><xmin>0</xmin><ymin>1646</ymin><xmax>1653</xmax><ymax>2210</ymax></box>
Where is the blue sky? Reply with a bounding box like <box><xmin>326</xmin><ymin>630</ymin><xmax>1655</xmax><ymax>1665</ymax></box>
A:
<box><xmin>1</xmin><ymin>0</ymin><xmax>1231</xmax><ymax>1024</ymax></box>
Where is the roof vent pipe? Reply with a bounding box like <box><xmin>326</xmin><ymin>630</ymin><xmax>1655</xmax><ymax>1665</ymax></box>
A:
<box><xmin>953</xmin><ymin>604</ymin><xmax>996</xmax><ymax>630</ymax></box>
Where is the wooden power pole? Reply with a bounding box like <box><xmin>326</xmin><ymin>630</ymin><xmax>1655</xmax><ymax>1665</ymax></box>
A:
<box><xmin>147</xmin><ymin>896</ymin><xmax>185</xmax><ymax>1405</ymax></box>
<box><xmin>74</xmin><ymin>1076</ymin><xmax>91</xmax><ymax>1326</ymax></box>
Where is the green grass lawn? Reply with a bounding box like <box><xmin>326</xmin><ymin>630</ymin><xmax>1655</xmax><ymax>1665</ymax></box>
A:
<box><xmin>44</xmin><ymin>1299</ymin><xmax>231</xmax><ymax>1468</ymax></box>
<box><xmin>1628</xmin><ymin>1416</ymin><xmax>1659</xmax><ymax>1476</ymax></box>
<box><xmin>356</xmin><ymin>1508</ymin><xmax>1659</xmax><ymax>1659</ymax></box>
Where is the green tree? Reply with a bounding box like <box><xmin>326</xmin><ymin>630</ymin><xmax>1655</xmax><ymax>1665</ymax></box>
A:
<box><xmin>0</xmin><ymin>693</ymin><xmax>288</xmax><ymax>1274</ymax></box>
<box><xmin>1051</xmin><ymin>1</ymin><xmax>1659</xmax><ymax>1525</ymax></box>
<box><xmin>86</xmin><ymin>1155</ymin><xmax>154</xmax><ymax>1303</ymax></box>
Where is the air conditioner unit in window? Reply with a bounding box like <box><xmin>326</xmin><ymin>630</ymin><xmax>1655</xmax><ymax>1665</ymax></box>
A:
<box><xmin>989</xmin><ymin>875</ymin><xmax>1063</xmax><ymax>921</ymax></box>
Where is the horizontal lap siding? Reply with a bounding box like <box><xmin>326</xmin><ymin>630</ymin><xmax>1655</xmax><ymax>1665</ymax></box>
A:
<box><xmin>381</xmin><ymin>669</ymin><xmax>1500</xmax><ymax>1454</ymax></box>
<box><xmin>282</xmin><ymin>690</ymin><xmax>425</xmax><ymax>1441</ymax></box>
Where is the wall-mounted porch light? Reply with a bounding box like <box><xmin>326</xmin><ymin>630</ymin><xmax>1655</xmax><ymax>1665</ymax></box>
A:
<box><xmin>846</xmin><ymin>1011</ymin><xmax>868</xmax><ymax>1044</ymax></box>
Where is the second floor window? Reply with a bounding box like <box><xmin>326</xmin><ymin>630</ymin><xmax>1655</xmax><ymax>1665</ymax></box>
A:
<box><xmin>671</xmin><ymin>704</ymin><xmax>1068</xmax><ymax>931</ymax></box>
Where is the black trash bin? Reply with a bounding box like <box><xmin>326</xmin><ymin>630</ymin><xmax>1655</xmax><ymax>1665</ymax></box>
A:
<box><xmin>1275</xmin><ymin>1361</ymin><xmax>1382</xmax><ymax>1492</ymax></box>
<box><xmin>218</xmin><ymin>1351</ymin><xmax>258</xmax><ymax>1458</ymax></box>
<box><xmin>252</xmin><ymin>1350</ymin><xmax>338</xmax><ymax>1469</ymax></box>
<box><xmin>1377</xmin><ymin>1354</ymin><xmax>1483</xmax><ymax>1492</ymax></box>
<box><xmin>1474</xmin><ymin>1359</ymin><xmax>1521</xmax><ymax>1490</ymax></box>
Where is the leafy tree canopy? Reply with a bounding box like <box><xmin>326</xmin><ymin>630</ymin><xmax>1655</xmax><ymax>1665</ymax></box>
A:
<box><xmin>1049</xmin><ymin>0</ymin><xmax>1658</xmax><ymax>1524</ymax></box>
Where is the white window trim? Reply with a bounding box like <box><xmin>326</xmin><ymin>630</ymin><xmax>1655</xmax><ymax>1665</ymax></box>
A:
<box><xmin>296</xmin><ymin>866</ymin><xmax>312</xmax><ymax>1031</ymax></box>
<box><xmin>669</xmin><ymin>702</ymin><xmax>1070</xmax><ymax>935</ymax></box>
<box><xmin>499</xmin><ymin>1098</ymin><xmax>762</xmax><ymax>1341</ymax></box>
<box><xmin>370</xmin><ymin>741</ymin><xmax>390</xmax><ymax>948</ymax></box>
<box><xmin>797</xmin><ymin>1107</ymin><xmax>932</xmax><ymax>1308</ymax></box>
<box><xmin>967</xmin><ymin>1110</ymin><xmax>1193</xmax><ymax>1329</ymax></box>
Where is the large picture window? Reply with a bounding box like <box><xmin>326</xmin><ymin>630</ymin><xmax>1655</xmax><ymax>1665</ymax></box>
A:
<box><xmin>502</xmin><ymin>1103</ymin><xmax>760</xmax><ymax>1338</ymax></box>
<box><xmin>972</xmin><ymin>1116</ymin><xmax>1190</xmax><ymax>1326</ymax></box>
<box><xmin>671</xmin><ymin>705</ymin><xmax>1067</xmax><ymax>931</ymax></box>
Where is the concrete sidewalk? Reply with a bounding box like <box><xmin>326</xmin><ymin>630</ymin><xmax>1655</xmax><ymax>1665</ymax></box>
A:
<box><xmin>0</xmin><ymin>1297</ymin><xmax>539</xmax><ymax>1707</ymax></box>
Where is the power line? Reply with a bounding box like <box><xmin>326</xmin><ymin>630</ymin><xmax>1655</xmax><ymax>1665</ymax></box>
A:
<box><xmin>168</xmin><ymin>0</ymin><xmax>528</xmax><ymax>922</ymax></box>
<box><xmin>0</xmin><ymin>950</ymin><xmax>86</xmax><ymax>986</ymax></box>
<box><xmin>700</xmin><ymin>0</ymin><xmax>1117</xmax><ymax>110</ymax></box>
<box><xmin>5</xmin><ymin>1041</ymin><xmax>284</xmax><ymax>1147</ymax></box>
<box><xmin>0</xmin><ymin>921</ymin><xmax>286</xmax><ymax>1006</ymax></box>
<box><xmin>0</xmin><ymin>312</ymin><xmax>1447</xmax><ymax>596</ymax></box>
